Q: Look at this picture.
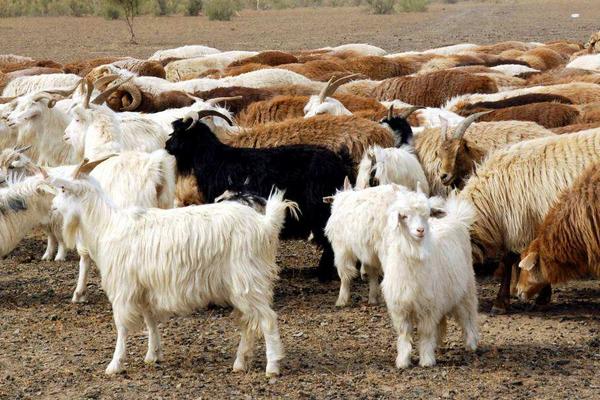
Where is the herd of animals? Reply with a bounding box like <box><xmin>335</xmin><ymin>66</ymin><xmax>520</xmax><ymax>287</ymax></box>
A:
<box><xmin>1</xmin><ymin>31</ymin><xmax>600</xmax><ymax>377</ymax></box>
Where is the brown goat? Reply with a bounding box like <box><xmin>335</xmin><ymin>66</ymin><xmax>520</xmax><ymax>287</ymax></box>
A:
<box><xmin>194</xmin><ymin>86</ymin><xmax>275</xmax><ymax>115</ymax></box>
<box><xmin>342</xmin><ymin>56</ymin><xmax>414</xmax><ymax>80</ymax></box>
<box><xmin>474</xmin><ymin>41</ymin><xmax>533</xmax><ymax>54</ymax></box>
<box><xmin>551</xmin><ymin>121</ymin><xmax>600</xmax><ymax>134</ymax></box>
<box><xmin>517</xmin><ymin>164</ymin><xmax>600</xmax><ymax>301</ymax></box>
<box><xmin>279</xmin><ymin>59</ymin><xmax>350</xmax><ymax>81</ymax></box>
<box><xmin>517</xmin><ymin>47</ymin><xmax>566</xmax><ymax>70</ymax></box>
<box><xmin>0</xmin><ymin>59</ymin><xmax>63</xmax><ymax>73</ymax></box>
<box><xmin>463</xmin><ymin>102</ymin><xmax>580</xmax><ymax>129</ymax></box>
<box><xmin>63</xmin><ymin>56</ymin><xmax>127</xmax><ymax>76</ymax></box>
<box><xmin>228</xmin><ymin>51</ymin><xmax>298</xmax><ymax>68</ymax></box>
<box><xmin>372</xmin><ymin>69</ymin><xmax>498</xmax><ymax>107</ymax></box>
<box><xmin>224</xmin><ymin>115</ymin><xmax>395</xmax><ymax>165</ymax></box>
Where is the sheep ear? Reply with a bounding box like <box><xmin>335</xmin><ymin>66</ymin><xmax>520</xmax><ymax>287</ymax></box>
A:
<box><xmin>343</xmin><ymin>176</ymin><xmax>352</xmax><ymax>191</ymax></box>
<box><xmin>323</xmin><ymin>196</ymin><xmax>334</xmax><ymax>204</ymax></box>
<box><xmin>430</xmin><ymin>208</ymin><xmax>446</xmax><ymax>218</ymax></box>
<box><xmin>519</xmin><ymin>252</ymin><xmax>538</xmax><ymax>271</ymax></box>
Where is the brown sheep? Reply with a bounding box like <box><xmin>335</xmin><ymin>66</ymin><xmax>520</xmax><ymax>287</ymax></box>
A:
<box><xmin>524</xmin><ymin>67</ymin><xmax>596</xmax><ymax>86</ymax></box>
<box><xmin>517</xmin><ymin>163</ymin><xmax>600</xmax><ymax>302</ymax></box>
<box><xmin>206</xmin><ymin>62</ymin><xmax>269</xmax><ymax>78</ymax></box>
<box><xmin>279</xmin><ymin>59</ymin><xmax>350</xmax><ymax>81</ymax></box>
<box><xmin>228</xmin><ymin>51</ymin><xmax>298</xmax><ymax>68</ymax></box>
<box><xmin>551</xmin><ymin>121</ymin><xmax>600</xmax><ymax>134</ymax></box>
<box><xmin>63</xmin><ymin>56</ymin><xmax>127</xmax><ymax>76</ymax></box>
<box><xmin>474</xmin><ymin>41</ymin><xmax>533</xmax><ymax>54</ymax></box>
<box><xmin>372</xmin><ymin>69</ymin><xmax>498</xmax><ymax>107</ymax></box>
<box><xmin>106</xmin><ymin>87</ymin><xmax>195</xmax><ymax>113</ymax></box>
<box><xmin>517</xmin><ymin>47</ymin><xmax>565</xmax><ymax>70</ymax></box>
<box><xmin>86</xmin><ymin>59</ymin><xmax>166</xmax><ymax>83</ymax></box>
<box><xmin>224</xmin><ymin>115</ymin><xmax>395</xmax><ymax>165</ymax></box>
<box><xmin>0</xmin><ymin>59</ymin><xmax>63</xmax><ymax>73</ymax></box>
<box><xmin>342</xmin><ymin>56</ymin><xmax>414</xmax><ymax>80</ymax></box>
<box><xmin>465</xmin><ymin>102</ymin><xmax>580</xmax><ymax>129</ymax></box>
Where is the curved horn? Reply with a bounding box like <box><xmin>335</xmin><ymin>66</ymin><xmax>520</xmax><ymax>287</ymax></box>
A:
<box><xmin>388</xmin><ymin>104</ymin><xmax>394</xmax><ymax>119</ymax></box>
<box><xmin>183</xmin><ymin>111</ymin><xmax>200</xmax><ymax>130</ymax></box>
<box><xmin>73</xmin><ymin>154</ymin><xmax>117</xmax><ymax>179</ymax></box>
<box><xmin>318</xmin><ymin>77</ymin><xmax>335</xmax><ymax>103</ymax></box>
<box><xmin>205</xmin><ymin>96</ymin><xmax>243</xmax><ymax>106</ymax></box>
<box><xmin>452</xmin><ymin>110</ymin><xmax>492</xmax><ymax>140</ymax></box>
<box><xmin>119</xmin><ymin>82</ymin><xmax>142</xmax><ymax>111</ymax></box>
<box><xmin>183</xmin><ymin>109</ymin><xmax>234</xmax><ymax>130</ymax></box>
<box><xmin>91</xmin><ymin>76</ymin><xmax>133</xmax><ymax>105</ymax></box>
<box><xmin>93</xmin><ymin>74</ymin><xmax>120</xmax><ymax>90</ymax></box>
<box><xmin>399</xmin><ymin>106</ymin><xmax>424</xmax><ymax>119</ymax></box>
<box><xmin>318</xmin><ymin>73</ymin><xmax>362</xmax><ymax>102</ymax></box>
<box><xmin>45</xmin><ymin>79</ymin><xmax>84</xmax><ymax>98</ymax></box>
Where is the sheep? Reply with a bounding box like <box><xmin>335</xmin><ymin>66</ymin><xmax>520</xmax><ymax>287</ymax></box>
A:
<box><xmin>164</xmin><ymin>51</ymin><xmax>258</xmax><ymax>81</ymax></box>
<box><xmin>278</xmin><ymin>59</ymin><xmax>352</xmax><ymax>81</ymax></box>
<box><xmin>416</xmin><ymin>119</ymin><xmax>554</xmax><ymax>196</ymax></box>
<box><xmin>148</xmin><ymin>45</ymin><xmax>221</xmax><ymax>61</ymax></box>
<box><xmin>551</xmin><ymin>121</ymin><xmax>600</xmax><ymax>134</ymax></box>
<box><xmin>226</xmin><ymin>114</ymin><xmax>395</xmax><ymax>165</ymax></box>
<box><xmin>373</xmin><ymin>70</ymin><xmax>499</xmax><ymax>108</ymax></box>
<box><xmin>62</xmin><ymin>56</ymin><xmax>127</xmax><ymax>76</ymax></box>
<box><xmin>49</xmin><ymin>158</ymin><xmax>291</xmax><ymax>376</ymax></box>
<box><xmin>421</xmin><ymin>43</ymin><xmax>479</xmax><ymax>55</ymax></box>
<box><xmin>84</xmin><ymin>59</ymin><xmax>167</xmax><ymax>83</ymax></box>
<box><xmin>462</xmin><ymin>102</ymin><xmax>580</xmax><ymax>129</ymax></box>
<box><xmin>0</xmin><ymin>173</ymin><xmax>55</xmax><ymax>257</ymax></box>
<box><xmin>165</xmin><ymin>109</ymin><xmax>353</xmax><ymax>281</ymax></box>
<box><xmin>460</xmin><ymin>128</ymin><xmax>600</xmax><ymax>313</ymax></box>
<box><xmin>317</xmin><ymin>44</ymin><xmax>387</xmax><ymax>57</ymax></box>
<box><xmin>106</xmin><ymin>86</ymin><xmax>195</xmax><ymax>112</ymax></box>
<box><xmin>325</xmin><ymin>182</ymin><xmax>407</xmax><ymax>307</ymax></box>
<box><xmin>516</xmin><ymin>47</ymin><xmax>565</xmax><ymax>70</ymax></box>
<box><xmin>474</xmin><ymin>41</ymin><xmax>537</xmax><ymax>54</ymax></box>
<box><xmin>516</xmin><ymin>163</ymin><xmax>600</xmax><ymax>302</ymax></box>
<box><xmin>194</xmin><ymin>86</ymin><xmax>275</xmax><ymax>115</ymax></box>
<box><xmin>380</xmin><ymin>189</ymin><xmax>479</xmax><ymax>368</ymax></box>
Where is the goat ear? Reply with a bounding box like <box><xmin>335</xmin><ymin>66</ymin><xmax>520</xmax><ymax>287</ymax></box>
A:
<box><xmin>519</xmin><ymin>252</ymin><xmax>538</xmax><ymax>271</ymax></box>
<box><xmin>430</xmin><ymin>208</ymin><xmax>446</xmax><ymax>218</ymax></box>
<box><xmin>37</xmin><ymin>183</ymin><xmax>57</xmax><ymax>196</ymax></box>
<box><xmin>323</xmin><ymin>196</ymin><xmax>334</xmax><ymax>204</ymax></box>
<box><xmin>343</xmin><ymin>176</ymin><xmax>352</xmax><ymax>191</ymax></box>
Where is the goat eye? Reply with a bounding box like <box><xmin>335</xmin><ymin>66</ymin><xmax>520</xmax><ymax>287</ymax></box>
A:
<box><xmin>400</xmin><ymin>214</ymin><xmax>407</xmax><ymax>220</ymax></box>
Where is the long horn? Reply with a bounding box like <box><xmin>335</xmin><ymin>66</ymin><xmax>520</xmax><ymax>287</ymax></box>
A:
<box><xmin>318</xmin><ymin>77</ymin><xmax>334</xmax><ymax>103</ymax></box>
<box><xmin>93</xmin><ymin>74</ymin><xmax>120</xmax><ymax>90</ymax></box>
<box><xmin>91</xmin><ymin>76</ymin><xmax>133</xmax><ymax>105</ymax></box>
<box><xmin>119</xmin><ymin>82</ymin><xmax>142</xmax><ymax>111</ymax></box>
<box><xmin>45</xmin><ymin>79</ymin><xmax>84</xmax><ymax>98</ymax></box>
<box><xmin>399</xmin><ymin>106</ymin><xmax>424</xmax><ymax>119</ymax></box>
<box><xmin>83</xmin><ymin>80</ymin><xmax>94</xmax><ymax>109</ymax></box>
<box><xmin>205</xmin><ymin>96</ymin><xmax>243</xmax><ymax>106</ymax></box>
<box><xmin>184</xmin><ymin>109</ymin><xmax>234</xmax><ymax>130</ymax></box>
<box><xmin>73</xmin><ymin>154</ymin><xmax>117</xmax><ymax>179</ymax></box>
<box><xmin>318</xmin><ymin>73</ymin><xmax>362</xmax><ymax>102</ymax></box>
<box><xmin>452</xmin><ymin>110</ymin><xmax>492</xmax><ymax>139</ymax></box>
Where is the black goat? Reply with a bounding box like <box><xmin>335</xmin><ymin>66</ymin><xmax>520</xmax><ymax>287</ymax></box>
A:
<box><xmin>165</xmin><ymin>109</ymin><xmax>354</xmax><ymax>281</ymax></box>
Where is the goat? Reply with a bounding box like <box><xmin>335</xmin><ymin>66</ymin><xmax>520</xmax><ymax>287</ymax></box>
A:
<box><xmin>148</xmin><ymin>45</ymin><xmax>221</xmax><ymax>61</ymax></box>
<box><xmin>381</xmin><ymin>189</ymin><xmax>479</xmax><ymax>368</ymax></box>
<box><xmin>517</xmin><ymin>164</ymin><xmax>600</xmax><ymax>301</ymax></box>
<box><xmin>165</xmin><ymin>110</ymin><xmax>353</xmax><ymax>281</ymax></box>
<box><xmin>49</xmin><ymin>158</ymin><xmax>290</xmax><ymax>376</ymax></box>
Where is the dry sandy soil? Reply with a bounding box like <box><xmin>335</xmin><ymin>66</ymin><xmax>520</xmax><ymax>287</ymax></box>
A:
<box><xmin>1</xmin><ymin>0</ymin><xmax>599</xmax><ymax>398</ymax></box>
<box><xmin>0</xmin><ymin>0</ymin><xmax>599</xmax><ymax>62</ymax></box>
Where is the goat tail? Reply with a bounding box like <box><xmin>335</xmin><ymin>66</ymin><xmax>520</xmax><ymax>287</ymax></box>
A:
<box><xmin>444</xmin><ymin>191</ymin><xmax>477</xmax><ymax>230</ymax></box>
<box><xmin>265</xmin><ymin>187</ymin><xmax>300</xmax><ymax>233</ymax></box>
<box><xmin>149</xmin><ymin>149</ymin><xmax>177</xmax><ymax>209</ymax></box>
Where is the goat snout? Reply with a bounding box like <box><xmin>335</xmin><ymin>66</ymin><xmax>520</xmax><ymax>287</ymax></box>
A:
<box><xmin>415</xmin><ymin>227</ymin><xmax>425</xmax><ymax>238</ymax></box>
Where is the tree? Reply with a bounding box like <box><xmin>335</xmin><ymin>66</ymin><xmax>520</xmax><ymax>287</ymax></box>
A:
<box><xmin>108</xmin><ymin>0</ymin><xmax>141</xmax><ymax>44</ymax></box>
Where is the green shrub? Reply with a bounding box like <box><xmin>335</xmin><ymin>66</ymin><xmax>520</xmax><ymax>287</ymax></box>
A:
<box><xmin>398</xmin><ymin>0</ymin><xmax>428</xmax><ymax>12</ymax></box>
<box><xmin>103</xmin><ymin>5</ymin><xmax>121</xmax><ymax>19</ymax></box>
<box><xmin>204</xmin><ymin>0</ymin><xmax>235</xmax><ymax>20</ymax></box>
<box><xmin>366</xmin><ymin>0</ymin><xmax>395</xmax><ymax>14</ymax></box>
<box><xmin>68</xmin><ymin>0</ymin><xmax>87</xmax><ymax>16</ymax></box>
<box><xmin>443</xmin><ymin>0</ymin><xmax>458</xmax><ymax>3</ymax></box>
<box><xmin>186</xmin><ymin>0</ymin><xmax>203</xmax><ymax>15</ymax></box>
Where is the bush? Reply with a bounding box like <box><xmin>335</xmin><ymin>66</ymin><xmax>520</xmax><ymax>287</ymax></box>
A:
<box><xmin>366</xmin><ymin>0</ymin><xmax>395</xmax><ymax>14</ymax></box>
<box><xmin>204</xmin><ymin>0</ymin><xmax>235</xmax><ymax>20</ymax></box>
<box><xmin>103</xmin><ymin>5</ymin><xmax>121</xmax><ymax>19</ymax></box>
<box><xmin>398</xmin><ymin>0</ymin><xmax>428</xmax><ymax>12</ymax></box>
<box><xmin>186</xmin><ymin>0</ymin><xmax>203</xmax><ymax>15</ymax></box>
<box><xmin>69</xmin><ymin>0</ymin><xmax>87</xmax><ymax>16</ymax></box>
<box><xmin>444</xmin><ymin>0</ymin><xmax>458</xmax><ymax>3</ymax></box>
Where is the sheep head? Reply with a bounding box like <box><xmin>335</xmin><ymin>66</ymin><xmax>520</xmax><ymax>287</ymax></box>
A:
<box><xmin>437</xmin><ymin>111</ymin><xmax>491</xmax><ymax>189</ymax></box>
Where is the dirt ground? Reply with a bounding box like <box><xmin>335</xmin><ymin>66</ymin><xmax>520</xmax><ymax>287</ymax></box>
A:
<box><xmin>0</xmin><ymin>234</ymin><xmax>598</xmax><ymax>399</ymax></box>
<box><xmin>0</xmin><ymin>0</ymin><xmax>599</xmax><ymax>62</ymax></box>
<box><xmin>1</xmin><ymin>0</ymin><xmax>600</xmax><ymax>398</ymax></box>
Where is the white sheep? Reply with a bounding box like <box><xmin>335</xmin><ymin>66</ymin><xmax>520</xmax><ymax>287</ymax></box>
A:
<box><xmin>565</xmin><ymin>53</ymin><xmax>600</xmax><ymax>72</ymax></box>
<box><xmin>148</xmin><ymin>45</ymin><xmax>221</xmax><ymax>61</ymax></box>
<box><xmin>49</xmin><ymin>161</ymin><xmax>295</xmax><ymax>376</ymax></box>
<box><xmin>1</xmin><ymin>73</ymin><xmax>82</xmax><ymax>97</ymax></box>
<box><xmin>165</xmin><ymin>51</ymin><xmax>259</xmax><ymax>81</ymax></box>
<box><xmin>380</xmin><ymin>189</ymin><xmax>479</xmax><ymax>368</ymax></box>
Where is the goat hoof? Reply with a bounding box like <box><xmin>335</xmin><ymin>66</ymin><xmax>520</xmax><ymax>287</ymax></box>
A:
<box><xmin>419</xmin><ymin>358</ymin><xmax>436</xmax><ymax>368</ymax></box>
<box><xmin>105</xmin><ymin>362</ymin><xmax>124</xmax><ymax>375</ymax></box>
<box><xmin>232</xmin><ymin>359</ymin><xmax>247</xmax><ymax>373</ymax></box>
<box><xmin>41</xmin><ymin>254</ymin><xmax>52</xmax><ymax>261</ymax></box>
<box><xmin>265</xmin><ymin>363</ymin><xmax>280</xmax><ymax>377</ymax></box>
<box><xmin>395</xmin><ymin>358</ymin><xmax>411</xmax><ymax>369</ymax></box>
<box><xmin>71</xmin><ymin>292</ymin><xmax>87</xmax><ymax>303</ymax></box>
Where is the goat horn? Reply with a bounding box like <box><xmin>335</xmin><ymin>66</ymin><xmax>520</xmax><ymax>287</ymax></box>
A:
<box><xmin>119</xmin><ymin>82</ymin><xmax>142</xmax><ymax>111</ymax></box>
<box><xmin>399</xmin><ymin>106</ymin><xmax>424</xmax><ymax>119</ymax></box>
<box><xmin>83</xmin><ymin>80</ymin><xmax>94</xmax><ymax>109</ymax></box>
<box><xmin>452</xmin><ymin>110</ymin><xmax>492</xmax><ymax>140</ymax></box>
<box><xmin>388</xmin><ymin>104</ymin><xmax>394</xmax><ymax>119</ymax></box>
<box><xmin>184</xmin><ymin>109</ymin><xmax>234</xmax><ymax>130</ymax></box>
<box><xmin>205</xmin><ymin>96</ymin><xmax>243</xmax><ymax>106</ymax></box>
<box><xmin>73</xmin><ymin>154</ymin><xmax>117</xmax><ymax>179</ymax></box>
<box><xmin>45</xmin><ymin>79</ymin><xmax>85</xmax><ymax>98</ymax></box>
<box><xmin>91</xmin><ymin>76</ymin><xmax>134</xmax><ymax>106</ymax></box>
<box><xmin>318</xmin><ymin>73</ymin><xmax>361</xmax><ymax>102</ymax></box>
<box><xmin>93</xmin><ymin>74</ymin><xmax>120</xmax><ymax>90</ymax></box>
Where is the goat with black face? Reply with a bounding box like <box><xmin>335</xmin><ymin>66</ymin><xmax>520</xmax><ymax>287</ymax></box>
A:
<box><xmin>165</xmin><ymin>109</ymin><xmax>354</xmax><ymax>281</ymax></box>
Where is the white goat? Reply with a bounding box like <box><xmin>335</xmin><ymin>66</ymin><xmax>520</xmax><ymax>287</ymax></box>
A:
<box><xmin>165</xmin><ymin>51</ymin><xmax>259</xmax><ymax>81</ymax></box>
<box><xmin>1</xmin><ymin>74</ymin><xmax>82</xmax><ymax>97</ymax></box>
<box><xmin>380</xmin><ymin>189</ymin><xmax>479</xmax><ymax>368</ymax></box>
<box><xmin>325</xmin><ymin>182</ymin><xmax>408</xmax><ymax>307</ymax></box>
<box><xmin>50</xmin><ymin>164</ymin><xmax>294</xmax><ymax>376</ymax></box>
<box><xmin>565</xmin><ymin>53</ymin><xmax>600</xmax><ymax>72</ymax></box>
<box><xmin>355</xmin><ymin>145</ymin><xmax>430</xmax><ymax>193</ymax></box>
<box><xmin>0</xmin><ymin>174</ymin><xmax>54</xmax><ymax>257</ymax></box>
<box><xmin>0</xmin><ymin>148</ymin><xmax>176</xmax><ymax>302</ymax></box>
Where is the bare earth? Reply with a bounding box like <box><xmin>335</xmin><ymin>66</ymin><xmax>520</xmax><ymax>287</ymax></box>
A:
<box><xmin>1</xmin><ymin>0</ymin><xmax>600</xmax><ymax>399</ymax></box>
